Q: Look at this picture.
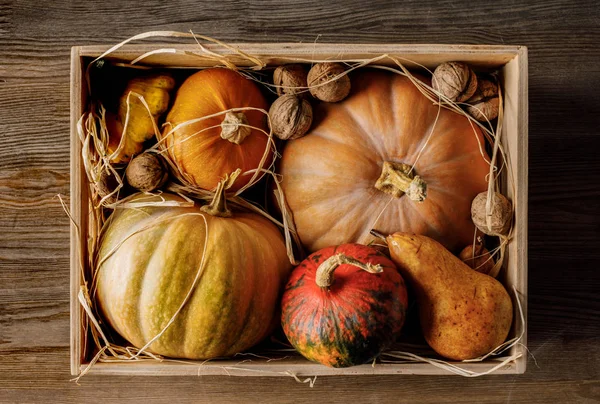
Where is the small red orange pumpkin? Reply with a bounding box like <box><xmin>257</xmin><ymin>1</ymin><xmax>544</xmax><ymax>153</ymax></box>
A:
<box><xmin>281</xmin><ymin>243</ymin><xmax>408</xmax><ymax>367</ymax></box>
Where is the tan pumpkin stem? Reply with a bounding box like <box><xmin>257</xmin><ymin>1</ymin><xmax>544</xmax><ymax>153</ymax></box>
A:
<box><xmin>200</xmin><ymin>169</ymin><xmax>241</xmax><ymax>217</ymax></box>
<box><xmin>220</xmin><ymin>111</ymin><xmax>252</xmax><ymax>144</ymax></box>
<box><xmin>315</xmin><ymin>253</ymin><xmax>383</xmax><ymax>288</ymax></box>
<box><xmin>374</xmin><ymin>161</ymin><xmax>427</xmax><ymax>202</ymax></box>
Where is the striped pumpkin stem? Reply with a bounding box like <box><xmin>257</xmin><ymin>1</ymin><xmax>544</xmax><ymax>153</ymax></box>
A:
<box><xmin>315</xmin><ymin>254</ymin><xmax>383</xmax><ymax>288</ymax></box>
<box><xmin>200</xmin><ymin>169</ymin><xmax>241</xmax><ymax>218</ymax></box>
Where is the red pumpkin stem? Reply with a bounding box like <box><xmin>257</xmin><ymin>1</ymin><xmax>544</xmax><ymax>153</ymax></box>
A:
<box><xmin>315</xmin><ymin>253</ymin><xmax>383</xmax><ymax>288</ymax></box>
<box><xmin>220</xmin><ymin>111</ymin><xmax>251</xmax><ymax>144</ymax></box>
<box><xmin>374</xmin><ymin>161</ymin><xmax>427</xmax><ymax>202</ymax></box>
<box><xmin>200</xmin><ymin>169</ymin><xmax>241</xmax><ymax>217</ymax></box>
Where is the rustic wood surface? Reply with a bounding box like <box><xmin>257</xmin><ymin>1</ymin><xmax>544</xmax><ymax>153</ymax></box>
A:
<box><xmin>0</xmin><ymin>0</ymin><xmax>599</xmax><ymax>402</ymax></box>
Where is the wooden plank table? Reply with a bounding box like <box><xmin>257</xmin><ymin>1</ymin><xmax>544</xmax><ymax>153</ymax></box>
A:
<box><xmin>0</xmin><ymin>0</ymin><xmax>598</xmax><ymax>402</ymax></box>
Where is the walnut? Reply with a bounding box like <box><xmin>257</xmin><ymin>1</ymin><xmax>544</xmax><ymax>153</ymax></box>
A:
<box><xmin>459</xmin><ymin>241</ymin><xmax>494</xmax><ymax>275</ymax></box>
<box><xmin>467</xmin><ymin>78</ymin><xmax>500</xmax><ymax>121</ymax></box>
<box><xmin>307</xmin><ymin>62</ymin><xmax>351</xmax><ymax>102</ymax></box>
<box><xmin>269</xmin><ymin>94</ymin><xmax>313</xmax><ymax>140</ymax></box>
<box><xmin>432</xmin><ymin>62</ymin><xmax>477</xmax><ymax>103</ymax></box>
<box><xmin>471</xmin><ymin>191</ymin><xmax>512</xmax><ymax>236</ymax></box>
<box><xmin>273</xmin><ymin>64</ymin><xmax>308</xmax><ymax>98</ymax></box>
<box><xmin>125</xmin><ymin>152</ymin><xmax>169</xmax><ymax>192</ymax></box>
<box><xmin>95</xmin><ymin>169</ymin><xmax>120</xmax><ymax>204</ymax></box>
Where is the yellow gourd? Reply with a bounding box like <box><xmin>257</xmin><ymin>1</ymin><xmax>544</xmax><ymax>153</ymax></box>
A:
<box><xmin>107</xmin><ymin>74</ymin><xmax>176</xmax><ymax>163</ymax></box>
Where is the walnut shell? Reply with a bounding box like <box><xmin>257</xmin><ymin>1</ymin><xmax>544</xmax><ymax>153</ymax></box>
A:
<box><xmin>273</xmin><ymin>64</ymin><xmax>308</xmax><ymax>97</ymax></box>
<box><xmin>269</xmin><ymin>94</ymin><xmax>313</xmax><ymax>140</ymax></box>
<box><xmin>125</xmin><ymin>152</ymin><xmax>169</xmax><ymax>192</ymax></box>
<box><xmin>467</xmin><ymin>78</ymin><xmax>500</xmax><ymax>121</ymax></box>
<box><xmin>307</xmin><ymin>62</ymin><xmax>351</xmax><ymax>102</ymax></box>
<box><xmin>459</xmin><ymin>243</ymin><xmax>494</xmax><ymax>275</ymax></box>
<box><xmin>96</xmin><ymin>170</ymin><xmax>120</xmax><ymax>204</ymax></box>
<box><xmin>432</xmin><ymin>62</ymin><xmax>478</xmax><ymax>103</ymax></box>
<box><xmin>471</xmin><ymin>191</ymin><xmax>512</xmax><ymax>236</ymax></box>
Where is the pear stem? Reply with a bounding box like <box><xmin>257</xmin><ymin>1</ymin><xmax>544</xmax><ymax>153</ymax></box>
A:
<box><xmin>369</xmin><ymin>229</ymin><xmax>389</xmax><ymax>240</ymax></box>
<box><xmin>315</xmin><ymin>254</ymin><xmax>383</xmax><ymax>288</ymax></box>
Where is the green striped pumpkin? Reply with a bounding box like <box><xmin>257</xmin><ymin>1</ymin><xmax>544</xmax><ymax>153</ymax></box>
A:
<box><xmin>96</xmin><ymin>193</ymin><xmax>291</xmax><ymax>359</ymax></box>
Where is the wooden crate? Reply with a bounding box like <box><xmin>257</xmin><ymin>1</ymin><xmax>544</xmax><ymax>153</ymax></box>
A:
<box><xmin>70</xmin><ymin>43</ymin><xmax>528</xmax><ymax>376</ymax></box>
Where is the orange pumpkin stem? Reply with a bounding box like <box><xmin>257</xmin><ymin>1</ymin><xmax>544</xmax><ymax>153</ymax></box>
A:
<box><xmin>315</xmin><ymin>254</ymin><xmax>383</xmax><ymax>288</ymax></box>
<box><xmin>200</xmin><ymin>169</ymin><xmax>241</xmax><ymax>217</ymax></box>
<box><xmin>220</xmin><ymin>111</ymin><xmax>252</xmax><ymax>144</ymax></box>
<box><xmin>374</xmin><ymin>161</ymin><xmax>427</xmax><ymax>202</ymax></box>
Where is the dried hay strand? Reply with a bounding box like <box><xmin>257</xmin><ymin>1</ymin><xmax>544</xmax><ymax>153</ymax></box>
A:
<box><xmin>68</xmin><ymin>31</ymin><xmax>522</xmax><ymax>383</ymax></box>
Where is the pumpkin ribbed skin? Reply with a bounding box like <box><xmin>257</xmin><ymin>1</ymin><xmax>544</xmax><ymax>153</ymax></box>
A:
<box><xmin>96</xmin><ymin>193</ymin><xmax>291</xmax><ymax>359</ymax></box>
<box><xmin>280</xmin><ymin>71</ymin><xmax>490</xmax><ymax>252</ymax></box>
<box><xmin>165</xmin><ymin>68</ymin><xmax>270</xmax><ymax>192</ymax></box>
<box><xmin>281</xmin><ymin>244</ymin><xmax>408</xmax><ymax>367</ymax></box>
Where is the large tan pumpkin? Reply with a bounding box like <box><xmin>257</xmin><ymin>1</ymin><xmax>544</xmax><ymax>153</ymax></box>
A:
<box><xmin>280</xmin><ymin>71</ymin><xmax>490</xmax><ymax>252</ymax></box>
<box><xmin>96</xmin><ymin>193</ymin><xmax>291</xmax><ymax>359</ymax></box>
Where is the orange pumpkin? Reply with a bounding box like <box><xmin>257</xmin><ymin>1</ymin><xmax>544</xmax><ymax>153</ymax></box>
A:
<box><xmin>280</xmin><ymin>70</ymin><xmax>490</xmax><ymax>252</ymax></box>
<box><xmin>164</xmin><ymin>68</ymin><xmax>270</xmax><ymax>192</ymax></box>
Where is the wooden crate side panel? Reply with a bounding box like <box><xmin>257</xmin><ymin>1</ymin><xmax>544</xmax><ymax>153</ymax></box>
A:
<box><xmin>76</xmin><ymin>43</ymin><xmax>521</xmax><ymax>69</ymax></box>
<box><xmin>501</xmin><ymin>47</ymin><xmax>529</xmax><ymax>374</ymax></box>
<box><xmin>70</xmin><ymin>46</ymin><xmax>88</xmax><ymax>376</ymax></box>
<box><xmin>84</xmin><ymin>357</ymin><xmax>520</xmax><ymax>377</ymax></box>
<box><xmin>514</xmin><ymin>46</ymin><xmax>529</xmax><ymax>374</ymax></box>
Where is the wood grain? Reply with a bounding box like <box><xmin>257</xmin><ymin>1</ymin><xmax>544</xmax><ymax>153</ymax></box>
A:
<box><xmin>1</xmin><ymin>0</ymin><xmax>599</xmax><ymax>402</ymax></box>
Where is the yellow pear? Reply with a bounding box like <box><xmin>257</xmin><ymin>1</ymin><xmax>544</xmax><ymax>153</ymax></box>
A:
<box><xmin>386</xmin><ymin>233</ymin><xmax>513</xmax><ymax>360</ymax></box>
